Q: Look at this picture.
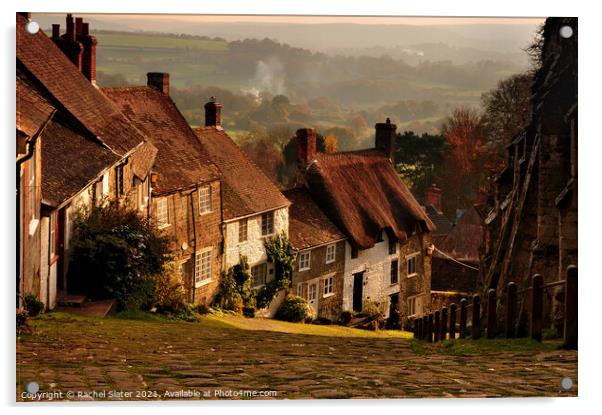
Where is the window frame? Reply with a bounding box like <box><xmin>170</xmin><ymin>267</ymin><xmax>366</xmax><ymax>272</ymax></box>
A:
<box><xmin>390</xmin><ymin>259</ymin><xmax>399</xmax><ymax>285</ymax></box>
<box><xmin>406</xmin><ymin>252</ymin><xmax>419</xmax><ymax>278</ymax></box>
<box><xmin>261</xmin><ymin>211</ymin><xmax>274</xmax><ymax>236</ymax></box>
<box><xmin>251</xmin><ymin>262</ymin><xmax>268</xmax><ymax>287</ymax></box>
<box><xmin>407</xmin><ymin>296</ymin><xmax>417</xmax><ymax>316</ymax></box>
<box><xmin>198</xmin><ymin>185</ymin><xmax>212</xmax><ymax>214</ymax></box>
<box><xmin>298</xmin><ymin>251</ymin><xmax>311</xmax><ymax>272</ymax></box>
<box><xmin>156</xmin><ymin>197</ymin><xmax>170</xmax><ymax>228</ymax></box>
<box><xmin>325</xmin><ymin>244</ymin><xmax>336</xmax><ymax>264</ymax></box>
<box><xmin>238</xmin><ymin>218</ymin><xmax>248</xmax><ymax>243</ymax></box>
<box><xmin>194</xmin><ymin>248</ymin><xmax>213</xmax><ymax>287</ymax></box>
<box><xmin>323</xmin><ymin>276</ymin><xmax>334</xmax><ymax>297</ymax></box>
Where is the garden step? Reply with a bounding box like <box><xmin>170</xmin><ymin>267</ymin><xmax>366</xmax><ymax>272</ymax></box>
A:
<box><xmin>57</xmin><ymin>294</ymin><xmax>87</xmax><ymax>307</ymax></box>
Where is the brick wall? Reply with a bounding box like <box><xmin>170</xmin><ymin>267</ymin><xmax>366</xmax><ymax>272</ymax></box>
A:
<box><xmin>151</xmin><ymin>179</ymin><xmax>223</xmax><ymax>305</ymax></box>
<box><xmin>398</xmin><ymin>231</ymin><xmax>432</xmax><ymax>327</ymax></box>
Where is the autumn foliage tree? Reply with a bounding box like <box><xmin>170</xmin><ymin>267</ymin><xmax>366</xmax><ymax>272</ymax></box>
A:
<box><xmin>439</xmin><ymin>107</ymin><xmax>488</xmax><ymax>216</ymax></box>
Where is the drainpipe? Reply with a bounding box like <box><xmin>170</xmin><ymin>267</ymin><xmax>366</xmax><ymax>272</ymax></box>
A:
<box><xmin>16</xmin><ymin>111</ymin><xmax>55</xmax><ymax>307</ymax></box>
<box><xmin>189</xmin><ymin>189</ymin><xmax>197</xmax><ymax>304</ymax></box>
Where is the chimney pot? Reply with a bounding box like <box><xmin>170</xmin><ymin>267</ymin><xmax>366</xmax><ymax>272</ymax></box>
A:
<box><xmin>296</xmin><ymin>128</ymin><xmax>317</xmax><ymax>169</ymax></box>
<box><xmin>375</xmin><ymin>118</ymin><xmax>397</xmax><ymax>162</ymax></box>
<box><xmin>82</xmin><ymin>22</ymin><xmax>89</xmax><ymax>36</ymax></box>
<box><xmin>147</xmin><ymin>72</ymin><xmax>170</xmax><ymax>96</ymax></box>
<box><xmin>204</xmin><ymin>97</ymin><xmax>222</xmax><ymax>127</ymax></box>
<box><xmin>52</xmin><ymin>24</ymin><xmax>60</xmax><ymax>38</ymax></box>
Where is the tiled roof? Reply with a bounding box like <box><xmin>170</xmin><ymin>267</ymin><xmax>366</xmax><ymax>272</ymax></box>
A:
<box><xmin>283</xmin><ymin>188</ymin><xmax>346</xmax><ymax>251</ymax></box>
<box><xmin>16</xmin><ymin>13</ymin><xmax>149</xmax><ymax>156</ymax></box>
<box><xmin>305</xmin><ymin>149</ymin><xmax>434</xmax><ymax>249</ymax></box>
<box><xmin>16</xmin><ymin>68</ymin><xmax>55</xmax><ymax>141</ymax></box>
<box><xmin>41</xmin><ymin>114</ymin><xmax>119</xmax><ymax>207</ymax></box>
<box><xmin>104</xmin><ymin>87</ymin><xmax>219</xmax><ymax>194</ymax></box>
<box><xmin>17</xmin><ymin>55</ymin><xmax>119</xmax><ymax>207</ymax></box>
<box><xmin>425</xmin><ymin>204</ymin><xmax>453</xmax><ymax>236</ymax></box>
<box><xmin>434</xmin><ymin>206</ymin><xmax>482</xmax><ymax>263</ymax></box>
<box><xmin>194</xmin><ymin>126</ymin><xmax>290</xmax><ymax>220</ymax></box>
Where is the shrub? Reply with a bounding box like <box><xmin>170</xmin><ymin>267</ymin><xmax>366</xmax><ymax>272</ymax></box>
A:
<box><xmin>153</xmin><ymin>262</ymin><xmax>187</xmax><ymax>313</ymax></box>
<box><xmin>16</xmin><ymin>308</ymin><xmax>29</xmax><ymax>334</ymax></box>
<box><xmin>361</xmin><ymin>299</ymin><xmax>385</xmax><ymax>331</ymax></box>
<box><xmin>216</xmin><ymin>256</ymin><xmax>253</xmax><ymax>314</ymax></box>
<box><xmin>275</xmin><ymin>295</ymin><xmax>311</xmax><ymax>323</ymax></box>
<box><xmin>24</xmin><ymin>293</ymin><xmax>44</xmax><ymax>317</ymax></box>
<box><xmin>67</xmin><ymin>202</ymin><xmax>170</xmax><ymax>311</ymax></box>
<box><xmin>339</xmin><ymin>310</ymin><xmax>354</xmax><ymax>325</ymax></box>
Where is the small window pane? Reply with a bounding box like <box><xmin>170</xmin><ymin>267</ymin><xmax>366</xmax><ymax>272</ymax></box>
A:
<box><xmin>261</xmin><ymin>211</ymin><xmax>274</xmax><ymax>236</ymax></box>
<box><xmin>325</xmin><ymin>244</ymin><xmax>336</xmax><ymax>263</ymax></box>
<box><xmin>238</xmin><ymin>219</ymin><xmax>248</xmax><ymax>242</ymax></box>
<box><xmin>195</xmin><ymin>249</ymin><xmax>212</xmax><ymax>284</ymax></box>
<box><xmin>199</xmin><ymin>186</ymin><xmax>212</xmax><ymax>214</ymax></box>
<box><xmin>390</xmin><ymin>259</ymin><xmax>399</xmax><ymax>284</ymax></box>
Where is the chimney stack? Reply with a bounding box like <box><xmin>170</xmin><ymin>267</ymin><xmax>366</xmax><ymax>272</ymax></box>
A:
<box><xmin>426</xmin><ymin>183</ymin><xmax>442</xmax><ymax>212</ymax></box>
<box><xmin>75</xmin><ymin>17</ymin><xmax>83</xmax><ymax>35</ymax></box>
<box><xmin>147</xmin><ymin>72</ymin><xmax>170</xmax><ymax>96</ymax></box>
<box><xmin>52</xmin><ymin>14</ymin><xmax>83</xmax><ymax>70</ymax></box>
<box><xmin>52</xmin><ymin>24</ymin><xmax>60</xmax><ymax>39</ymax></box>
<box><xmin>204</xmin><ymin>97</ymin><xmax>222</xmax><ymax>127</ymax></box>
<box><xmin>79</xmin><ymin>22</ymin><xmax>97</xmax><ymax>84</ymax></box>
<box><xmin>296</xmin><ymin>128</ymin><xmax>317</xmax><ymax>169</ymax></box>
<box><xmin>375</xmin><ymin>118</ymin><xmax>397</xmax><ymax>162</ymax></box>
<box><xmin>66</xmin><ymin>14</ymin><xmax>75</xmax><ymax>41</ymax></box>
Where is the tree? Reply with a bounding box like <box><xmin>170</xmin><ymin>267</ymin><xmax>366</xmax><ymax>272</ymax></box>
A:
<box><xmin>393</xmin><ymin>131</ymin><xmax>447</xmax><ymax>195</ymax></box>
<box><xmin>439</xmin><ymin>107</ymin><xmax>487</xmax><ymax>216</ymax></box>
<box><xmin>323</xmin><ymin>132</ymin><xmax>338</xmax><ymax>154</ymax></box>
<box><xmin>67</xmin><ymin>202</ymin><xmax>171</xmax><ymax>311</ymax></box>
<box><xmin>481</xmin><ymin>72</ymin><xmax>533</xmax><ymax>166</ymax></box>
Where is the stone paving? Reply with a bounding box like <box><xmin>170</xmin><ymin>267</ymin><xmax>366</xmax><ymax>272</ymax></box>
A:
<box><xmin>16</xmin><ymin>315</ymin><xmax>577</xmax><ymax>401</ymax></box>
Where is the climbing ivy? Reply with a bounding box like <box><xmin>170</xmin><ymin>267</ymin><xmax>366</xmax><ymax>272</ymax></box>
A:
<box><xmin>217</xmin><ymin>232</ymin><xmax>297</xmax><ymax>315</ymax></box>
<box><xmin>256</xmin><ymin>232</ymin><xmax>297</xmax><ymax>309</ymax></box>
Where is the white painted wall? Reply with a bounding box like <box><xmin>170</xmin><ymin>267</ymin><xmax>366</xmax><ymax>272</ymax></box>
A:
<box><xmin>224</xmin><ymin>207</ymin><xmax>289</xmax><ymax>268</ymax></box>
<box><xmin>342</xmin><ymin>233</ymin><xmax>400</xmax><ymax>317</ymax></box>
<box><xmin>39</xmin><ymin>216</ymin><xmax>57</xmax><ymax>310</ymax></box>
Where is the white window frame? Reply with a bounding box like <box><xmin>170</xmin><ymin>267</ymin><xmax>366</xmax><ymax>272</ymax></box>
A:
<box><xmin>156</xmin><ymin>197</ymin><xmax>170</xmax><ymax>228</ymax></box>
<box><xmin>323</xmin><ymin>275</ymin><xmax>334</xmax><ymax>297</ymax></box>
<box><xmin>238</xmin><ymin>218</ymin><xmax>248</xmax><ymax>243</ymax></box>
<box><xmin>261</xmin><ymin>211</ymin><xmax>274</xmax><ymax>236</ymax></box>
<box><xmin>298</xmin><ymin>251</ymin><xmax>311</xmax><ymax>272</ymax></box>
<box><xmin>251</xmin><ymin>262</ymin><xmax>268</xmax><ymax>288</ymax></box>
<box><xmin>406</xmin><ymin>252</ymin><xmax>419</xmax><ymax>278</ymax></box>
<box><xmin>325</xmin><ymin>244</ymin><xmax>336</xmax><ymax>264</ymax></box>
<box><xmin>199</xmin><ymin>185</ymin><xmax>212</xmax><ymax>214</ymax></box>
<box><xmin>195</xmin><ymin>248</ymin><xmax>213</xmax><ymax>287</ymax></box>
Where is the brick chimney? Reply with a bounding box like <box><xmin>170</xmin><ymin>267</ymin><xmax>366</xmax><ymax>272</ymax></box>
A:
<box><xmin>147</xmin><ymin>72</ymin><xmax>170</xmax><ymax>96</ymax></box>
<box><xmin>296</xmin><ymin>128</ymin><xmax>317</xmax><ymax>169</ymax></box>
<box><xmin>426</xmin><ymin>183</ymin><xmax>442</xmax><ymax>212</ymax></box>
<box><xmin>204</xmin><ymin>97</ymin><xmax>222</xmax><ymax>127</ymax></box>
<box><xmin>375</xmin><ymin>118</ymin><xmax>397</xmax><ymax>162</ymax></box>
<box><xmin>52</xmin><ymin>14</ymin><xmax>84</xmax><ymax>70</ymax></box>
<box><xmin>79</xmin><ymin>22</ymin><xmax>97</xmax><ymax>84</ymax></box>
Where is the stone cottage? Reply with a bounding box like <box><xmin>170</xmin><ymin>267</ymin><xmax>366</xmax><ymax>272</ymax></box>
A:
<box><xmin>283</xmin><ymin>188</ymin><xmax>347</xmax><ymax>321</ymax></box>
<box><xmin>193</xmin><ymin>100</ymin><xmax>290</xmax><ymax>314</ymax></box>
<box><xmin>294</xmin><ymin>123</ymin><xmax>435</xmax><ymax>326</ymax></box>
<box><xmin>104</xmin><ymin>73</ymin><xmax>223</xmax><ymax>305</ymax></box>
<box><xmin>16</xmin><ymin>13</ymin><xmax>157</xmax><ymax>308</ymax></box>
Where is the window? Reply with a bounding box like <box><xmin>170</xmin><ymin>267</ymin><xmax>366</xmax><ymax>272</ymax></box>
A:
<box><xmin>116</xmin><ymin>164</ymin><xmax>125</xmax><ymax>196</ymax></box>
<box><xmin>296</xmin><ymin>283</ymin><xmax>304</xmax><ymax>298</ymax></box>
<box><xmin>251</xmin><ymin>263</ymin><xmax>268</xmax><ymax>287</ymax></box>
<box><xmin>137</xmin><ymin>178</ymin><xmax>148</xmax><ymax>211</ymax></box>
<box><xmin>308</xmin><ymin>284</ymin><xmax>317</xmax><ymax>302</ymax></box>
<box><xmin>238</xmin><ymin>219</ymin><xmax>248</xmax><ymax>243</ymax></box>
<box><xmin>199</xmin><ymin>186</ymin><xmax>212</xmax><ymax>214</ymax></box>
<box><xmin>323</xmin><ymin>276</ymin><xmax>334</xmax><ymax>296</ymax></box>
<box><xmin>390</xmin><ymin>259</ymin><xmax>399</xmax><ymax>284</ymax></box>
<box><xmin>325</xmin><ymin>244</ymin><xmax>336</xmax><ymax>264</ymax></box>
<box><xmin>156</xmin><ymin>198</ymin><xmax>169</xmax><ymax>227</ymax></box>
<box><xmin>195</xmin><ymin>249</ymin><xmax>212</xmax><ymax>285</ymax></box>
<box><xmin>92</xmin><ymin>179</ymin><xmax>103</xmax><ymax>207</ymax></box>
<box><xmin>299</xmin><ymin>251</ymin><xmax>311</xmax><ymax>271</ymax></box>
<box><xmin>261</xmin><ymin>211</ymin><xmax>274</xmax><ymax>236</ymax></box>
<box><xmin>388</xmin><ymin>239</ymin><xmax>397</xmax><ymax>255</ymax></box>
<box><xmin>408</xmin><ymin>297</ymin><xmax>417</xmax><ymax>316</ymax></box>
<box><xmin>407</xmin><ymin>254</ymin><xmax>419</xmax><ymax>277</ymax></box>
